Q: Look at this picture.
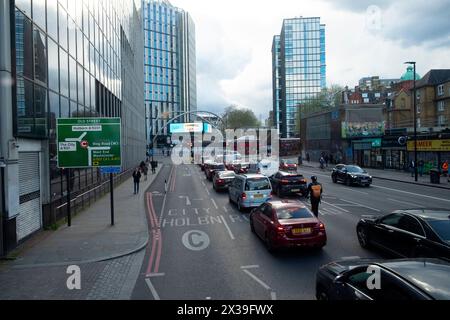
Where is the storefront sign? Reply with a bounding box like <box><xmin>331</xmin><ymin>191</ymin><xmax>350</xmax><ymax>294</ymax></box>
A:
<box><xmin>407</xmin><ymin>139</ymin><xmax>450</xmax><ymax>152</ymax></box>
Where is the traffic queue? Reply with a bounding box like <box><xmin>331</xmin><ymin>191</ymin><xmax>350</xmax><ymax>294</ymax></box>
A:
<box><xmin>198</xmin><ymin>152</ymin><xmax>450</xmax><ymax>300</ymax></box>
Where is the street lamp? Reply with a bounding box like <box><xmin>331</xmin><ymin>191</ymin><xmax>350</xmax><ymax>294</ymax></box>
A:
<box><xmin>405</xmin><ymin>61</ymin><xmax>418</xmax><ymax>182</ymax></box>
<box><xmin>146</xmin><ymin>103</ymin><xmax>158</xmax><ymax>162</ymax></box>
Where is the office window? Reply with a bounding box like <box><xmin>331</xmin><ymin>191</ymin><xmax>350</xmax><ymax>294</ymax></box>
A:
<box><xmin>34</xmin><ymin>84</ymin><xmax>48</xmax><ymax>137</ymax></box>
<box><xmin>59</xmin><ymin>49</ymin><xmax>69</xmax><ymax>97</ymax></box>
<box><xmin>60</xmin><ymin>96</ymin><xmax>69</xmax><ymax>118</ymax></box>
<box><xmin>437</xmin><ymin>85</ymin><xmax>444</xmax><ymax>96</ymax></box>
<box><xmin>16</xmin><ymin>77</ymin><xmax>34</xmax><ymax>134</ymax></box>
<box><xmin>15</xmin><ymin>0</ymin><xmax>31</xmax><ymax>17</ymax></box>
<box><xmin>59</xmin><ymin>5</ymin><xmax>68</xmax><ymax>49</ymax></box>
<box><xmin>15</xmin><ymin>9</ymin><xmax>33</xmax><ymax>79</ymax></box>
<box><xmin>69</xmin><ymin>56</ymin><xmax>77</xmax><ymax>101</ymax></box>
<box><xmin>33</xmin><ymin>27</ymin><xmax>48</xmax><ymax>85</ymax></box>
<box><xmin>438</xmin><ymin>100</ymin><xmax>445</xmax><ymax>112</ymax></box>
<box><xmin>47</xmin><ymin>38</ymin><xmax>59</xmax><ymax>92</ymax></box>
<box><xmin>47</xmin><ymin>0</ymin><xmax>58</xmax><ymax>40</ymax></box>
<box><xmin>33</xmin><ymin>0</ymin><xmax>46</xmax><ymax>32</ymax></box>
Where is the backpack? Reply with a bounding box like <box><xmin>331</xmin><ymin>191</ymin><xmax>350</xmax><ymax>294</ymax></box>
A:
<box><xmin>311</xmin><ymin>184</ymin><xmax>322</xmax><ymax>198</ymax></box>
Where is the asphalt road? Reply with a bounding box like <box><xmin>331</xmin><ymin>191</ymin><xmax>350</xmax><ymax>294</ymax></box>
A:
<box><xmin>132</xmin><ymin>163</ymin><xmax>450</xmax><ymax>300</ymax></box>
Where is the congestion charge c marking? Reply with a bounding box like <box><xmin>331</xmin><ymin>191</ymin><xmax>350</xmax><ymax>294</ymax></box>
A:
<box><xmin>182</xmin><ymin>230</ymin><xmax>210</xmax><ymax>251</ymax></box>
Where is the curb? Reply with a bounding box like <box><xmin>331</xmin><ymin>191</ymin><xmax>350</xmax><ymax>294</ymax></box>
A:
<box><xmin>373</xmin><ymin>176</ymin><xmax>450</xmax><ymax>190</ymax></box>
<box><xmin>6</xmin><ymin>163</ymin><xmax>166</xmax><ymax>269</ymax></box>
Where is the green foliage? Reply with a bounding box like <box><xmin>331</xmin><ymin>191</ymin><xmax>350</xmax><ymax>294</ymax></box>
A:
<box><xmin>221</xmin><ymin>105</ymin><xmax>261</xmax><ymax>129</ymax></box>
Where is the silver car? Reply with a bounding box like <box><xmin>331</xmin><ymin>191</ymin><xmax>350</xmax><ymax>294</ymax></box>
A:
<box><xmin>228</xmin><ymin>174</ymin><xmax>273</xmax><ymax>211</ymax></box>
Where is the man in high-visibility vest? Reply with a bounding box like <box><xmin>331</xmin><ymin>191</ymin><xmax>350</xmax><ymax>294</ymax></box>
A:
<box><xmin>307</xmin><ymin>176</ymin><xmax>323</xmax><ymax>217</ymax></box>
<box><xmin>442</xmin><ymin>160</ymin><xmax>449</xmax><ymax>177</ymax></box>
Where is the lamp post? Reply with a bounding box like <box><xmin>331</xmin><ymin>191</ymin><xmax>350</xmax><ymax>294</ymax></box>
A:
<box><xmin>147</xmin><ymin>103</ymin><xmax>158</xmax><ymax>162</ymax></box>
<box><xmin>405</xmin><ymin>61</ymin><xmax>418</xmax><ymax>182</ymax></box>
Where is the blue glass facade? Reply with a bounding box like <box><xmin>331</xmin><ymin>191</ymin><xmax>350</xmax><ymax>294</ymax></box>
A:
<box><xmin>272</xmin><ymin>35</ymin><xmax>281</xmax><ymax>131</ymax></box>
<box><xmin>143</xmin><ymin>0</ymin><xmax>196</xmax><ymax>144</ymax></box>
<box><xmin>273</xmin><ymin>17</ymin><xmax>326</xmax><ymax>138</ymax></box>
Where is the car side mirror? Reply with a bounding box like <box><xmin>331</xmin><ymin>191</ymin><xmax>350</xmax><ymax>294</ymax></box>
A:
<box><xmin>333</xmin><ymin>274</ymin><xmax>347</xmax><ymax>285</ymax></box>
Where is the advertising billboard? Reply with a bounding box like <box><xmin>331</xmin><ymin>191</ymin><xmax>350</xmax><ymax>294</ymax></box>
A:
<box><xmin>342</xmin><ymin>121</ymin><xmax>385</xmax><ymax>138</ymax></box>
<box><xmin>170</xmin><ymin>122</ymin><xmax>213</xmax><ymax>133</ymax></box>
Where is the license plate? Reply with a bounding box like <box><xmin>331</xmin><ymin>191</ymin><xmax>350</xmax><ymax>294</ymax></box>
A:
<box><xmin>254</xmin><ymin>194</ymin><xmax>264</xmax><ymax>199</ymax></box>
<box><xmin>292</xmin><ymin>228</ymin><xmax>312</xmax><ymax>235</ymax></box>
<box><xmin>291</xmin><ymin>189</ymin><xmax>300</xmax><ymax>192</ymax></box>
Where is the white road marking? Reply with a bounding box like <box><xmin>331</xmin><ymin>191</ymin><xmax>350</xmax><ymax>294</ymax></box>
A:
<box><xmin>271</xmin><ymin>291</ymin><xmax>277</xmax><ymax>300</ymax></box>
<box><xmin>223</xmin><ymin>206</ymin><xmax>229</xmax><ymax>213</ymax></box>
<box><xmin>341</xmin><ymin>256</ymin><xmax>361</xmax><ymax>260</ymax></box>
<box><xmin>220</xmin><ymin>215</ymin><xmax>235</xmax><ymax>240</ymax></box>
<box><xmin>339</xmin><ymin>198</ymin><xmax>381</xmax><ymax>212</ymax></box>
<box><xmin>158</xmin><ymin>193</ymin><xmax>168</xmax><ymax>227</ymax></box>
<box><xmin>205</xmin><ymin>188</ymin><xmax>210</xmax><ymax>196</ymax></box>
<box><xmin>145</xmin><ymin>278</ymin><xmax>160</xmax><ymax>300</ymax></box>
<box><xmin>206</xmin><ymin>297</ymin><xmax>211</xmax><ymax>300</ymax></box>
<box><xmin>372</xmin><ymin>184</ymin><xmax>450</xmax><ymax>203</ymax></box>
<box><xmin>201</xmin><ymin>181</ymin><xmax>206</xmax><ymax>187</ymax></box>
<box><xmin>243</xmin><ymin>269</ymin><xmax>271</xmax><ymax>291</ymax></box>
<box><xmin>320</xmin><ymin>207</ymin><xmax>337</xmax><ymax>216</ymax></box>
<box><xmin>147</xmin><ymin>273</ymin><xmax>165</xmax><ymax>277</ymax></box>
<box><xmin>388</xmin><ymin>198</ymin><xmax>425</xmax><ymax>207</ymax></box>
<box><xmin>179</xmin><ymin>195</ymin><xmax>191</xmax><ymax>206</ymax></box>
<box><xmin>342</xmin><ymin>187</ymin><xmax>368</xmax><ymax>195</ymax></box>
<box><xmin>241</xmin><ymin>265</ymin><xmax>260</xmax><ymax>270</ymax></box>
<box><xmin>321</xmin><ymin>201</ymin><xmax>350</xmax><ymax>213</ymax></box>
<box><xmin>211</xmin><ymin>199</ymin><xmax>219</xmax><ymax>210</ymax></box>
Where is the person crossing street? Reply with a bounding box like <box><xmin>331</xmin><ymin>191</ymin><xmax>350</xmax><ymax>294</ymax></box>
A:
<box><xmin>307</xmin><ymin>176</ymin><xmax>323</xmax><ymax>217</ymax></box>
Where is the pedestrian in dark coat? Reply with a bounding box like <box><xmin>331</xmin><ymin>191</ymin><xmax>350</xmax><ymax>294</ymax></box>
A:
<box><xmin>132</xmin><ymin>168</ymin><xmax>142</xmax><ymax>194</ymax></box>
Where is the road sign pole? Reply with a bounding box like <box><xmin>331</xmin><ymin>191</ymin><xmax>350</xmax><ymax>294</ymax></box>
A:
<box><xmin>110</xmin><ymin>173</ymin><xmax>114</xmax><ymax>226</ymax></box>
<box><xmin>66</xmin><ymin>169</ymin><xmax>72</xmax><ymax>227</ymax></box>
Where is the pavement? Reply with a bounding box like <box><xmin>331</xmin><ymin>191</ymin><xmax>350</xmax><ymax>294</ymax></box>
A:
<box><xmin>299</xmin><ymin>160</ymin><xmax>450</xmax><ymax>189</ymax></box>
<box><xmin>0</xmin><ymin>157</ymin><xmax>169</xmax><ymax>300</ymax></box>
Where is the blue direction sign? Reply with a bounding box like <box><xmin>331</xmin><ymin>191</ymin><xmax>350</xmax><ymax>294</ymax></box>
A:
<box><xmin>100</xmin><ymin>167</ymin><xmax>122</xmax><ymax>174</ymax></box>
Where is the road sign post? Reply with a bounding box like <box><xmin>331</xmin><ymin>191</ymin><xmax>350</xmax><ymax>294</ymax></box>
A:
<box><xmin>57</xmin><ymin>118</ymin><xmax>121</xmax><ymax>227</ymax></box>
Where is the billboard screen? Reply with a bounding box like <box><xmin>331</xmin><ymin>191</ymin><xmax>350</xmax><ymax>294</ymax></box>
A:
<box><xmin>170</xmin><ymin>123</ymin><xmax>203</xmax><ymax>133</ymax></box>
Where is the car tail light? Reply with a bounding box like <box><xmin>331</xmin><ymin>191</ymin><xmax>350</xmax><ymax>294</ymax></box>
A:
<box><xmin>241</xmin><ymin>193</ymin><xmax>247</xmax><ymax>200</ymax></box>
<box><xmin>315</xmin><ymin>222</ymin><xmax>325</xmax><ymax>231</ymax></box>
<box><xmin>217</xmin><ymin>179</ymin><xmax>224</xmax><ymax>184</ymax></box>
<box><xmin>300</xmin><ymin>179</ymin><xmax>307</xmax><ymax>183</ymax></box>
<box><xmin>281</xmin><ymin>179</ymin><xmax>290</xmax><ymax>184</ymax></box>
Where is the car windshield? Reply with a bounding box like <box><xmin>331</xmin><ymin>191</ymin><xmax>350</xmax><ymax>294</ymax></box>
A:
<box><xmin>220</xmin><ymin>171</ymin><xmax>235</xmax><ymax>178</ymax></box>
<box><xmin>276</xmin><ymin>207</ymin><xmax>314</xmax><ymax>220</ymax></box>
<box><xmin>428</xmin><ymin>220</ymin><xmax>450</xmax><ymax>242</ymax></box>
<box><xmin>245</xmin><ymin>178</ymin><xmax>271</xmax><ymax>191</ymax></box>
<box><xmin>346</xmin><ymin>166</ymin><xmax>365</xmax><ymax>173</ymax></box>
<box><xmin>213</xmin><ymin>164</ymin><xmax>226</xmax><ymax>170</ymax></box>
<box><xmin>284</xmin><ymin>160</ymin><xmax>296</xmax><ymax>164</ymax></box>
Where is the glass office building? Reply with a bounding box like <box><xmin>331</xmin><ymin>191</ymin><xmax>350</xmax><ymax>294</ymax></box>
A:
<box><xmin>0</xmin><ymin>0</ymin><xmax>145</xmax><ymax>249</ymax></box>
<box><xmin>143</xmin><ymin>0</ymin><xmax>197</xmax><ymax>146</ymax></box>
<box><xmin>273</xmin><ymin>17</ymin><xmax>326</xmax><ymax>138</ymax></box>
<box><xmin>272</xmin><ymin>35</ymin><xmax>281</xmax><ymax>131</ymax></box>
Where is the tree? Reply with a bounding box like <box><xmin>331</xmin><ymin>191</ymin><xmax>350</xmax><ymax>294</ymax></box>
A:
<box><xmin>221</xmin><ymin>105</ymin><xmax>261</xmax><ymax>129</ymax></box>
<box><xmin>296</xmin><ymin>85</ymin><xmax>344</xmax><ymax>132</ymax></box>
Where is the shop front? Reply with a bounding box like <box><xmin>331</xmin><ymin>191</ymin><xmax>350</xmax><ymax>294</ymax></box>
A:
<box><xmin>382</xmin><ymin>137</ymin><xmax>407</xmax><ymax>170</ymax></box>
<box><xmin>352</xmin><ymin>138</ymin><xmax>383</xmax><ymax>169</ymax></box>
<box><xmin>407</xmin><ymin>139</ymin><xmax>450</xmax><ymax>173</ymax></box>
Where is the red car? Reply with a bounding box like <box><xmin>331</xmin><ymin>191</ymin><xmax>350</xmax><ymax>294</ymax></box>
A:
<box><xmin>250</xmin><ymin>200</ymin><xmax>327</xmax><ymax>252</ymax></box>
<box><xmin>279</xmin><ymin>159</ymin><xmax>298</xmax><ymax>172</ymax></box>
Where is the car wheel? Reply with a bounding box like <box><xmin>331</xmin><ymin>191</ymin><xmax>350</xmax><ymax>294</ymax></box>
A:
<box><xmin>237</xmin><ymin>199</ymin><xmax>243</xmax><ymax>212</ymax></box>
<box><xmin>265</xmin><ymin>233</ymin><xmax>276</xmax><ymax>252</ymax></box>
<box><xmin>345</xmin><ymin>177</ymin><xmax>351</xmax><ymax>186</ymax></box>
<box><xmin>250</xmin><ymin>217</ymin><xmax>255</xmax><ymax>233</ymax></box>
<box><xmin>278</xmin><ymin>187</ymin><xmax>283</xmax><ymax>198</ymax></box>
<box><xmin>357</xmin><ymin>226</ymin><xmax>370</xmax><ymax>248</ymax></box>
<box><xmin>316</xmin><ymin>288</ymin><xmax>329</xmax><ymax>301</ymax></box>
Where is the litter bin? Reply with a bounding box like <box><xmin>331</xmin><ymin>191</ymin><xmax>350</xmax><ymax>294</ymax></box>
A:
<box><xmin>430</xmin><ymin>169</ymin><xmax>440</xmax><ymax>184</ymax></box>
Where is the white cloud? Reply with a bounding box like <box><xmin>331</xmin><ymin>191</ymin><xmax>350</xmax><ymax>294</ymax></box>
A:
<box><xmin>170</xmin><ymin>0</ymin><xmax>450</xmax><ymax>119</ymax></box>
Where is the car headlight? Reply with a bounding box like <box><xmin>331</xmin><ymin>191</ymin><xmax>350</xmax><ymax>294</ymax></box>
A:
<box><xmin>351</xmin><ymin>175</ymin><xmax>357</xmax><ymax>179</ymax></box>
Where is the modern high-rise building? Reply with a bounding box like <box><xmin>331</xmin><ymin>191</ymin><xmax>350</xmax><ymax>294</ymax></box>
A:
<box><xmin>143</xmin><ymin>0</ymin><xmax>197</xmax><ymax>146</ymax></box>
<box><xmin>0</xmin><ymin>0</ymin><xmax>145</xmax><ymax>253</ymax></box>
<box><xmin>272</xmin><ymin>17</ymin><xmax>326</xmax><ymax>138</ymax></box>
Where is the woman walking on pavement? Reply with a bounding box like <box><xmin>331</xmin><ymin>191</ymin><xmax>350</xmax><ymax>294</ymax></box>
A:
<box><xmin>132</xmin><ymin>167</ymin><xmax>142</xmax><ymax>194</ymax></box>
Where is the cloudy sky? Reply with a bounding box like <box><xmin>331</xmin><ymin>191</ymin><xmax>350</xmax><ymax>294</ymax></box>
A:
<box><xmin>170</xmin><ymin>0</ymin><xmax>450</xmax><ymax>120</ymax></box>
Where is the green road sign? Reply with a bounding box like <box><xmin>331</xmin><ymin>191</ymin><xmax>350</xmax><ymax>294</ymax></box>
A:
<box><xmin>57</xmin><ymin>118</ymin><xmax>121</xmax><ymax>168</ymax></box>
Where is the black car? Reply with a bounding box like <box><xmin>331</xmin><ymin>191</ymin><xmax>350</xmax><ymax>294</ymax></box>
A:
<box><xmin>205</xmin><ymin>163</ymin><xmax>226</xmax><ymax>180</ymax></box>
<box><xmin>357</xmin><ymin>209</ymin><xmax>450</xmax><ymax>260</ymax></box>
<box><xmin>316</xmin><ymin>258</ymin><xmax>450</xmax><ymax>300</ymax></box>
<box><xmin>332</xmin><ymin>164</ymin><xmax>372</xmax><ymax>186</ymax></box>
<box><xmin>269</xmin><ymin>171</ymin><xmax>308</xmax><ymax>197</ymax></box>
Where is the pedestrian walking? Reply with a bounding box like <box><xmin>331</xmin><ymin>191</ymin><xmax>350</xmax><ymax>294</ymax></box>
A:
<box><xmin>418</xmin><ymin>159</ymin><xmax>425</xmax><ymax>177</ymax></box>
<box><xmin>307</xmin><ymin>176</ymin><xmax>323</xmax><ymax>217</ymax></box>
<box><xmin>140</xmin><ymin>161</ymin><xmax>148</xmax><ymax>181</ymax></box>
<box><xmin>306</xmin><ymin>153</ymin><xmax>310</xmax><ymax>163</ymax></box>
<box><xmin>150</xmin><ymin>160</ymin><xmax>157</xmax><ymax>174</ymax></box>
<box><xmin>324</xmin><ymin>154</ymin><xmax>329</xmax><ymax>167</ymax></box>
<box><xmin>164</xmin><ymin>179</ymin><xmax>168</xmax><ymax>194</ymax></box>
<box><xmin>319</xmin><ymin>157</ymin><xmax>325</xmax><ymax>170</ymax></box>
<box><xmin>132</xmin><ymin>167</ymin><xmax>142</xmax><ymax>194</ymax></box>
<box><xmin>409</xmin><ymin>160</ymin><xmax>416</xmax><ymax>177</ymax></box>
